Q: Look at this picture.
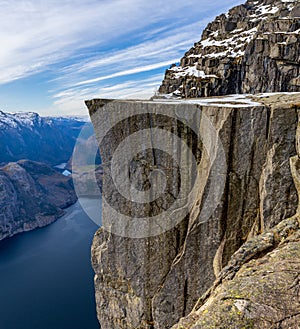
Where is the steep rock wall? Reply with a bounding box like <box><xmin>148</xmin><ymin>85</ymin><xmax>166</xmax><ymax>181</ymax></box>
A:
<box><xmin>159</xmin><ymin>0</ymin><xmax>300</xmax><ymax>97</ymax></box>
<box><xmin>87</xmin><ymin>93</ymin><xmax>300</xmax><ymax>329</ymax></box>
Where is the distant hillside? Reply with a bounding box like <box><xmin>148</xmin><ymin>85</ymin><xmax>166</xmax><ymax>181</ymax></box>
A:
<box><xmin>0</xmin><ymin>160</ymin><xmax>77</xmax><ymax>241</ymax></box>
<box><xmin>0</xmin><ymin>111</ymin><xmax>92</xmax><ymax>166</ymax></box>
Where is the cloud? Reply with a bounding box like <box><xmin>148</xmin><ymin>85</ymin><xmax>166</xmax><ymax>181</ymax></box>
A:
<box><xmin>73</xmin><ymin>59</ymin><xmax>180</xmax><ymax>86</ymax></box>
<box><xmin>1</xmin><ymin>0</ymin><xmax>241</xmax><ymax>82</ymax></box>
<box><xmin>49</xmin><ymin>18</ymin><xmax>211</xmax><ymax>111</ymax></box>
<box><xmin>55</xmin><ymin>20</ymin><xmax>207</xmax><ymax>86</ymax></box>
<box><xmin>49</xmin><ymin>74</ymin><xmax>163</xmax><ymax>115</ymax></box>
<box><xmin>50</xmin><ymin>19</ymin><xmax>210</xmax><ymax>109</ymax></box>
<box><xmin>0</xmin><ymin>0</ymin><xmax>146</xmax><ymax>83</ymax></box>
<box><xmin>0</xmin><ymin>0</ymin><xmax>243</xmax><ymax>114</ymax></box>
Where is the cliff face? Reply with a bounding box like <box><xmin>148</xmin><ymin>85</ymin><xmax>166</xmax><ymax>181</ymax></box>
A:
<box><xmin>87</xmin><ymin>93</ymin><xmax>300</xmax><ymax>329</ymax></box>
<box><xmin>87</xmin><ymin>0</ymin><xmax>300</xmax><ymax>327</ymax></box>
<box><xmin>159</xmin><ymin>0</ymin><xmax>300</xmax><ymax>97</ymax></box>
<box><xmin>0</xmin><ymin>160</ymin><xmax>77</xmax><ymax>241</ymax></box>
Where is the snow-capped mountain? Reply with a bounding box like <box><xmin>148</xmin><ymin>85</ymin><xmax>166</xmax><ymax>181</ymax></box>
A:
<box><xmin>0</xmin><ymin>110</ymin><xmax>91</xmax><ymax>165</ymax></box>
<box><xmin>159</xmin><ymin>0</ymin><xmax>300</xmax><ymax>97</ymax></box>
<box><xmin>0</xmin><ymin>111</ymin><xmax>42</xmax><ymax>129</ymax></box>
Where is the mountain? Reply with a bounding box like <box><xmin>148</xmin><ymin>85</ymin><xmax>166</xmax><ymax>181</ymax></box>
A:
<box><xmin>0</xmin><ymin>160</ymin><xmax>77</xmax><ymax>241</ymax></box>
<box><xmin>85</xmin><ymin>0</ymin><xmax>300</xmax><ymax>328</ymax></box>
<box><xmin>0</xmin><ymin>111</ymin><xmax>90</xmax><ymax>166</ymax></box>
<box><xmin>159</xmin><ymin>0</ymin><xmax>300</xmax><ymax>98</ymax></box>
<box><xmin>0</xmin><ymin>111</ymin><xmax>101</xmax><ymax>241</ymax></box>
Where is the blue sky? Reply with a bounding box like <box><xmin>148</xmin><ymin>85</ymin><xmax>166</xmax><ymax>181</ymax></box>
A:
<box><xmin>0</xmin><ymin>0</ymin><xmax>242</xmax><ymax>116</ymax></box>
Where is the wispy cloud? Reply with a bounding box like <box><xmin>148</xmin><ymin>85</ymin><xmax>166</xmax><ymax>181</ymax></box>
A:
<box><xmin>50</xmin><ymin>75</ymin><xmax>164</xmax><ymax>115</ymax></box>
<box><xmin>0</xmin><ymin>0</ymin><xmax>151</xmax><ymax>83</ymax></box>
<box><xmin>0</xmin><ymin>0</ymin><xmax>243</xmax><ymax>114</ymax></box>
<box><xmin>73</xmin><ymin>59</ymin><xmax>180</xmax><ymax>86</ymax></box>
<box><xmin>55</xmin><ymin>20</ymin><xmax>207</xmax><ymax>85</ymax></box>
<box><xmin>49</xmin><ymin>18</ymin><xmax>211</xmax><ymax>111</ymax></box>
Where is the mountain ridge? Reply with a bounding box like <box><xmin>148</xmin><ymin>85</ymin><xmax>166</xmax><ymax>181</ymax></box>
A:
<box><xmin>0</xmin><ymin>110</ymin><xmax>89</xmax><ymax>166</ymax></box>
<box><xmin>159</xmin><ymin>0</ymin><xmax>300</xmax><ymax>98</ymax></box>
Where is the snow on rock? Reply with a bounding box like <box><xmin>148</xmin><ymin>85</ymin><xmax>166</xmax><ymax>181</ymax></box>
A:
<box><xmin>153</xmin><ymin>94</ymin><xmax>263</xmax><ymax>108</ymax></box>
<box><xmin>0</xmin><ymin>111</ymin><xmax>89</xmax><ymax>130</ymax></box>
<box><xmin>0</xmin><ymin>111</ymin><xmax>42</xmax><ymax>130</ymax></box>
<box><xmin>159</xmin><ymin>0</ymin><xmax>300</xmax><ymax>98</ymax></box>
<box><xmin>254</xmin><ymin>4</ymin><xmax>279</xmax><ymax>16</ymax></box>
<box><xmin>170</xmin><ymin>64</ymin><xmax>218</xmax><ymax>79</ymax></box>
<box><xmin>0</xmin><ymin>110</ymin><xmax>88</xmax><ymax>166</ymax></box>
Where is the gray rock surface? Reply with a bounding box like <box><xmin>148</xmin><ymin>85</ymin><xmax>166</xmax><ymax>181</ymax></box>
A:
<box><xmin>172</xmin><ymin>216</ymin><xmax>300</xmax><ymax>329</ymax></box>
<box><xmin>0</xmin><ymin>160</ymin><xmax>77</xmax><ymax>241</ymax></box>
<box><xmin>159</xmin><ymin>0</ymin><xmax>300</xmax><ymax>97</ymax></box>
<box><xmin>86</xmin><ymin>0</ymin><xmax>300</xmax><ymax>327</ymax></box>
<box><xmin>86</xmin><ymin>93</ymin><xmax>300</xmax><ymax>329</ymax></box>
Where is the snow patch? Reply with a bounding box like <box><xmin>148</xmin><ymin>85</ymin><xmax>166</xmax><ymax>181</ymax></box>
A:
<box><xmin>252</xmin><ymin>4</ymin><xmax>279</xmax><ymax>16</ymax></box>
<box><xmin>197</xmin><ymin>27</ymin><xmax>258</xmax><ymax>59</ymax></box>
<box><xmin>170</xmin><ymin>64</ymin><xmax>218</xmax><ymax>79</ymax></box>
<box><xmin>152</xmin><ymin>94</ymin><xmax>262</xmax><ymax>108</ymax></box>
<box><xmin>62</xmin><ymin>170</ymin><xmax>72</xmax><ymax>176</ymax></box>
<box><xmin>255</xmin><ymin>92</ymin><xmax>300</xmax><ymax>97</ymax></box>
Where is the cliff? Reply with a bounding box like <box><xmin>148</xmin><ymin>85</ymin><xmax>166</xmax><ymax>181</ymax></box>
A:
<box><xmin>0</xmin><ymin>160</ymin><xmax>77</xmax><ymax>241</ymax></box>
<box><xmin>159</xmin><ymin>0</ymin><xmax>300</xmax><ymax>97</ymax></box>
<box><xmin>86</xmin><ymin>93</ymin><xmax>300</xmax><ymax>329</ymax></box>
<box><xmin>86</xmin><ymin>0</ymin><xmax>300</xmax><ymax>327</ymax></box>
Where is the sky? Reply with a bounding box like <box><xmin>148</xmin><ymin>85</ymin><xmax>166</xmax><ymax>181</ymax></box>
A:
<box><xmin>0</xmin><ymin>0</ymin><xmax>242</xmax><ymax>116</ymax></box>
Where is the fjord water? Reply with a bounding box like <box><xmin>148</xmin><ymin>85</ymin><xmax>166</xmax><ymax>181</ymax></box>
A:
<box><xmin>0</xmin><ymin>199</ymin><xmax>101</xmax><ymax>329</ymax></box>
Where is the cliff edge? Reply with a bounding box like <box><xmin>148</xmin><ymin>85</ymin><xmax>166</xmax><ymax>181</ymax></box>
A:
<box><xmin>87</xmin><ymin>0</ymin><xmax>300</xmax><ymax>327</ymax></box>
<box><xmin>87</xmin><ymin>93</ymin><xmax>300</xmax><ymax>329</ymax></box>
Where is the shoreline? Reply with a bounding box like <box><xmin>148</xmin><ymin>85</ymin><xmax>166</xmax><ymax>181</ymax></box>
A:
<box><xmin>0</xmin><ymin>197</ymin><xmax>79</xmax><ymax>243</ymax></box>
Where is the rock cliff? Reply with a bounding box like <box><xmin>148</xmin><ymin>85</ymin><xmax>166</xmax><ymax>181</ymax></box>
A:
<box><xmin>159</xmin><ymin>0</ymin><xmax>300</xmax><ymax>97</ymax></box>
<box><xmin>87</xmin><ymin>0</ymin><xmax>300</xmax><ymax>327</ymax></box>
<box><xmin>87</xmin><ymin>93</ymin><xmax>300</xmax><ymax>329</ymax></box>
<box><xmin>0</xmin><ymin>160</ymin><xmax>77</xmax><ymax>241</ymax></box>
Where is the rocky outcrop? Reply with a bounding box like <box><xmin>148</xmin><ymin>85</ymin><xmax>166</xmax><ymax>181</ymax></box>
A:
<box><xmin>172</xmin><ymin>215</ymin><xmax>300</xmax><ymax>329</ymax></box>
<box><xmin>0</xmin><ymin>111</ymin><xmax>89</xmax><ymax>166</ymax></box>
<box><xmin>159</xmin><ymin>0</ymin><xmax>300</xmax><ymax>98</ymax></box>
<box><xmin>86</xmin><ymin>93</ymin><xmax>300</xmax><ymax>329</ymax></box>
<box><xmin>87</xmin><ymin>1</ymin><xmax>300</xmax><ymax>327</ymax></box>
<box><xmin>0</xmin><ymin>160</ymin><xmax>77</xmax><ymax>241</ymax></box>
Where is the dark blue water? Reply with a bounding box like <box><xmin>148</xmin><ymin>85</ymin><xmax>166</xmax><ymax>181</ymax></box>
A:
<box><xmin>0</xmin><ymin>199</ymin><xmax>101</xmax><ymax>329</ymax></box>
